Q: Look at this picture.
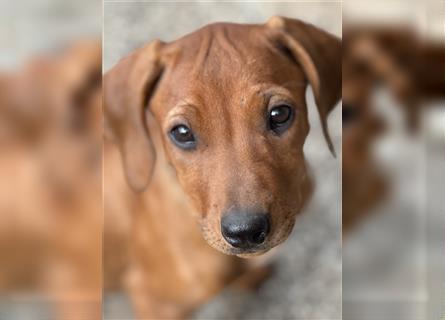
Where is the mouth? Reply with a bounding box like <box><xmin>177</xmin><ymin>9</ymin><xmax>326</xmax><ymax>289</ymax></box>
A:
<box><xmin>202</xmin><ymin>230</ymin><xmax>292</xmax><ymax>258</ymax></box>
<box><xmin>201</xmin><ymin>225</ymin><xmax>272</xmax><ymax>256</ymax></box>
<box><xmin>226</xmin><ymin>242</ymin><xmax>270</xmax><ymax>255</ymax></box>
<box><xmin>234</xmin><ymin>248</ymin><xmax>270</xmax><ymax>258</ymax></box>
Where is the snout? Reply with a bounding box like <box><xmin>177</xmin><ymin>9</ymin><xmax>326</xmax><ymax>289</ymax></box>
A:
<box><xmin>221</xmin><ymin>210</ymin><xmax>270</xmax><ymax>250</ymax></box>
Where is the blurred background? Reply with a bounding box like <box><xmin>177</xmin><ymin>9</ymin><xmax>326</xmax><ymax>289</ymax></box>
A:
<box><xmin>1</xmin><ymin>0</ymin><xmax>444</xmax><ymax>319</ymax></box>
<box><xmin>342</xmin><ymin>1</ymin><xmax>445</xmax><ymax>319</ymax></box>
<box><xmin>0</xmin><ymin>0</ymin><xmax>102</xmax><ymax>319</ymax></box>
<box><xmin>103</xmin><ymin>2</ymin><xmax>342</xmax><ymax>320</ymax></box>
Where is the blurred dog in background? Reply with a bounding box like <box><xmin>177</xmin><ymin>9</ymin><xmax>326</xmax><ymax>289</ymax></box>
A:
<box><xmin>342</xmin><ymin>25</ymin><xmax>445</xmax><ymax>232</ymax></box>
<box><xmin>0</xmin><ymin>40</ymin><xmax>102</xmax><ymax>320</ymax></box>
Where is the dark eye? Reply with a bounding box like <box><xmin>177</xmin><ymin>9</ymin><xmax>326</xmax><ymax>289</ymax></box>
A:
<box><xmin>269</xmin><ymin>105</ymin><xmax>294</xmax><ymax>134</ymax></box>
<box><xmin>342</xmin><ymin>103</ymin><xmax>360</xmax><ymax>125</ymax></box>
<box><xmin>169</xmin><ymin>124</ymin><xmax>196</xmax><ymax>150</ymax></box>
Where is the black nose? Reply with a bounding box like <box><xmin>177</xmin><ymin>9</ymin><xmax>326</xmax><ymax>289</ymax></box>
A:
<box><xmin>221</xmin><ymin>211</ymin><xmax>270</xmax><ymax>249</ymax></box>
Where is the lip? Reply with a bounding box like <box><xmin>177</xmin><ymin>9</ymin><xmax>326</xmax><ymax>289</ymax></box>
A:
<box><xmin>235</xmin><ymin>248</ymin><xmax>270</xmax><ymax>258</ymax></box>
<box><xmin>228</xmin><ymin>245</ymin><xmax>270</xmax><ymax>257</ymax></box>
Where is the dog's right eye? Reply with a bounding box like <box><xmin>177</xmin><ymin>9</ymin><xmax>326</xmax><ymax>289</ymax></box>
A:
<box><xmin>169</xmin><ymin>124</ymin><xmax>196</xmax><ymax>150</ymax></box>
<box><xmin>268</xmin><ymin>105</ymin><xmax>294</xmax><ymax>135</ymax></box>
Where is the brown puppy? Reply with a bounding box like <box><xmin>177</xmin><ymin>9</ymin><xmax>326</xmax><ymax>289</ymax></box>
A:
<box><xmin>342</xmin><ymin>26</ymin><xmax>445</xmax><ymax>232</ymax></box>
<box><xmin>0</xmin><ymin>40</ymin><xmax>102</xmax><ymax>320</ymax></box>
<box><xmin>104</xmin><ymin>16</ymin><xmax>341</xmax><ymax>319</ymax></box>
<box><xmin>341</xmin><ymin>32</ymin><xmax>388</xmax><ymax>232</ymax></box>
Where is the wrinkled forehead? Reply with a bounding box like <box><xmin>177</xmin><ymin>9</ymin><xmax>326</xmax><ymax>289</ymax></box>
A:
<box><xmin>156</xmin><ymin>23</ymin><xmax>307</xmax><ymax>110</ymax></box>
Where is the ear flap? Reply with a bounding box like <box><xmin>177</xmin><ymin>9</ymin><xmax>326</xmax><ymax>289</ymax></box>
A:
<box><xmin>104</xmin><ymin>40</ymin><xmax>164</xmax><ymax>191</ymax></box>
<box><xmin>266</xmin><ymin>16</ymin><xmax>342</xmax><ymax>156</ymax></box>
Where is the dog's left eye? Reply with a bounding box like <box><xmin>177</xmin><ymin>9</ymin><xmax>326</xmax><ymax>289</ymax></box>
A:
<box><xmin>342</xmin><ymin>103</ymin><xmax>360</xmax><ymax>125</ymax></box>
<box><xmin>269</xmin><ymin>105</ymin><xmax>293</xmax><ymax>134</ymax></box>
<box><xmin>169</xmin><ymin>124</ymin><xmax>196</xmax><ymax>150</ymax></box>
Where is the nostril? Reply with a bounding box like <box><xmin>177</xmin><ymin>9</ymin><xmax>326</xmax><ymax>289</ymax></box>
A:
<box><xmin>223</xmin><ymin>235</ymin><xmax>243</xmax><ymax>248</ymax></box>
<box><xmin>251</xmin><ymin>230</ymin><xmax>267</xmax><ymax>245</ymax></box>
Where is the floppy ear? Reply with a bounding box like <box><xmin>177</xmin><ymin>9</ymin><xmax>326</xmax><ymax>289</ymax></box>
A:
<box><xmin>104</xmin><ymin>40</ymin><xmax>164</xmax><ymax>191</ymax></box>
<box><xmin>265</xmin><ymin>16</ymin><xmax>342</xmax><ymax>156</ymax></box>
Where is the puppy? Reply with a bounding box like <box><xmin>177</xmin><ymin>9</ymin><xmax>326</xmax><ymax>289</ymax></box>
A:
<box><xmin>104</xmin><ymin>16</ymin><xmax>341</xmax><ymax>319</ymax></box>
<box><xmin>0</xmin><ymin>40</ymin><xmax>102</xmax><ymax>320</ymax></box>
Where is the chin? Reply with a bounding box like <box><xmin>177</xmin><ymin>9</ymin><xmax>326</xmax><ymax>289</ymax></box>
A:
<box><xmin>227</xmin><ymin>244</ymin><xmax>272</xmax><ymax>258</ymax></box>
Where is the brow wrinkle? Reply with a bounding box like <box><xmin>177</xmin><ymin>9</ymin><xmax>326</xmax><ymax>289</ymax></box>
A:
<box><xmin>218</xmin><ymin>27</ymin><xmax>245</xmax><ymax>64</ymax></box>
<box><xmin>193</xmin><ymin>31</ymin><xmax>214</xmax><ymax>75</ymax></box>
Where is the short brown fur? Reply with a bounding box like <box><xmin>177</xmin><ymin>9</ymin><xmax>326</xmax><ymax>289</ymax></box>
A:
<box><xmin>104</xmin><ymin>16</ymin><xmax>341</xmax><ymax>319</ymax></box>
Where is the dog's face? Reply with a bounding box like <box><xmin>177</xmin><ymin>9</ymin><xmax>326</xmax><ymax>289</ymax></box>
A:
<box><xmin>342</xmin><ymin>34</ymin><xmax>387</xmax><ymax>171</ymax></box>
<box><xmin>0</xmin><ymin>41</ymin><xmax>102</xmax><ymax>146</ymax></box>
<box><xmin>0</xmin><ymin>41</ymin><xmax>102</xmax><ymax>195</ymax></box>
<box><xmin>342</xmin><ymin>40</ymin><xmax>388</xmax><ymax>231</ymax></box>
<box><xmin>104</xmin><ymin>17</ymin><xmax>341</xmax><ymax>256</ymax></box>
<box><xmin>151</xmin><ymin>26</ymin><xmax>313</xmax><ymax>255</ymax></box>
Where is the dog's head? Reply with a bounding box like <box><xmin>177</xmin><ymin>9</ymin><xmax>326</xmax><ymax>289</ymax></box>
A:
<box><xmin>0</xmin><ymin>40</ymin><xmax>102</xmax><ymax>146</ymax></box>
<box><xmin>0</xmin><ymin>41</ymin><xmax>102</xmax><ymax>196</ymax></box>
<box><xmin>104</xmin><ymin>16</ymin><xmax>341</xmax><ymax>256</ymax></box>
